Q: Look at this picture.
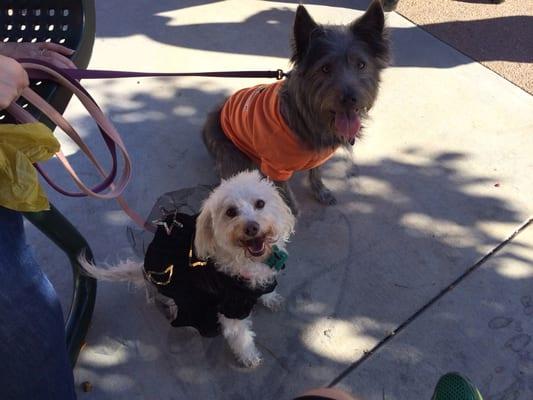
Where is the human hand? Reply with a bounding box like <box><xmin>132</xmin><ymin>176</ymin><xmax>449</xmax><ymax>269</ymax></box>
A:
<box><xmin>0</xmin><ymin>42</ymin><xmax>76</xmax><ymax>69</ymax></box>
<box><xmin>0</xmin><ymin>55</ymin><xmax>29</xmax><ymax>110</ymax></box>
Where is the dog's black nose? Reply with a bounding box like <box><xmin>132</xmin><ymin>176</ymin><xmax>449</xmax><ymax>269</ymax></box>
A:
<box><xmin>341</xmin><ymin>92</ymin><xmax>358</xmax><ymax>106</ymax></box>
<box><xmin>244</xmin><ymin>221</ymin><xmax>260</xmax><ymax>237</ymax></box>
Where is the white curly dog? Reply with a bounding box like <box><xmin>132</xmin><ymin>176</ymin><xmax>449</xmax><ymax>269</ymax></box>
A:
<box><xmin>79</xmin><ymin>170</ymin><xmax>295</xmax><ymax>367</ymax></box>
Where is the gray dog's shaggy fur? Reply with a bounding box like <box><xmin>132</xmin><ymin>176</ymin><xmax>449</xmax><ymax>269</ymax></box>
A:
<box><xmin>202</xmin><ymin>0</ymin><xmax>390</xmax><ymax>215</ymax></box>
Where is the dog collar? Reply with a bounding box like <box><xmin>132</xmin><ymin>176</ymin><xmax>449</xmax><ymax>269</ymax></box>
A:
<box><xmin>265</xmin><ymin>245</ymin><xmax>288</xmax><ymax>271</ymax></box>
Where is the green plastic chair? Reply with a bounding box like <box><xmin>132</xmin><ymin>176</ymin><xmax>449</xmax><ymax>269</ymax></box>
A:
<box><xmin>0</xmin><ymin>0</ymin><xmax>97</xmax><ymax>366</ymax></box>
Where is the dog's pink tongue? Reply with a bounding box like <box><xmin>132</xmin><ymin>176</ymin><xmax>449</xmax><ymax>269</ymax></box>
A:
<box><xmin>335</xmin><ymin>111</ymin><xmax>361</xmax><ymax>144</ymax></box>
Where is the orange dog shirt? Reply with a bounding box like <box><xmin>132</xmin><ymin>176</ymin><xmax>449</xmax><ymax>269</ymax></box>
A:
<box><xmin>220</xmin><ymin>81</ymin><xmax>337</xmax><ymax>181</ymax></box>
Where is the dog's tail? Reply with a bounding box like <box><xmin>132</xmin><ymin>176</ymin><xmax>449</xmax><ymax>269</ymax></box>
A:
<box><xmin>78</xmin><ymin>251</ymin><xmax>146</xmax><ymax>287</ymax></box>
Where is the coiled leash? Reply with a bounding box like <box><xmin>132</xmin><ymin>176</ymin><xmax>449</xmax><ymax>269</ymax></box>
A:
<box><xmin>6</xmin><ymin>58</ymin><xmax>288</xmax><ymax>231</ymax></box>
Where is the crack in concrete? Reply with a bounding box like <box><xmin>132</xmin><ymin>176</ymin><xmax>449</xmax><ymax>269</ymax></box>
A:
<box><xmin>328</xmin><ymin>217</ymin><xmax>533</xmax><ymax>387</ymax></box>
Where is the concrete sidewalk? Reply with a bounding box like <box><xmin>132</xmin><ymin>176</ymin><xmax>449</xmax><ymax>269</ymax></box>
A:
<box><xmin>26</xmin><ymin>1</ymin><xmax>532</xmax><ymax>399</ymax></box>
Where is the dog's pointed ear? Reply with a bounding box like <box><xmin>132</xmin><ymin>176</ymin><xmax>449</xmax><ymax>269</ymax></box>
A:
<box><xmin>194</xmin><ymin>206</ymin><xmax>216</xmax><ymax>259</ymax></box>
<box><xmin>353</xmin><ymin>0</ymin><xmax>385</xmax><ymax>35</ymax></box>
<box><xmin>350</xmin><ymin>0</ymin><xmax>389</xmax><ymax>64</ymax></box>
<box><xmin>291</xmin><ymin>5</ymin><xmax>320</xmax><ymax>64</ymax></box>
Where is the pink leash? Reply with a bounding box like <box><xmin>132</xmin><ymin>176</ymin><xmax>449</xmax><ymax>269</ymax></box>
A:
<box><xmin>6</xmin><ymin>59</ymin><xmax>287</xmax><ymax>231</ymax></box>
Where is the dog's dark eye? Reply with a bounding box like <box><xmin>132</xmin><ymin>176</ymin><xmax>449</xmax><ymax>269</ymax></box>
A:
<box><xmin>321</xmin><ymin>64</ymin><xmax>331</xmax><ymax>74</ymax></box>
<box><xmin>357</xmin><ymin>61</ymin><xmax>366</xmax><ymax>70</ymax></box>
<box><xmin>225</xmin><ymin>207</ymin><xmax>238</xmax><ymax>218</ymax></box>
<box><xmin>255</xmin><ymin>199</ymin><xmax>265</xmax><ymax>209</ymax></box>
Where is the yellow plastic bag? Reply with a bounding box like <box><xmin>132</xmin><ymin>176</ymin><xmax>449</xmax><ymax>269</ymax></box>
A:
<box><xmin>0</xmin><ymin>122</ymin><xmax>59</xmax><ymax>212</ymax></box>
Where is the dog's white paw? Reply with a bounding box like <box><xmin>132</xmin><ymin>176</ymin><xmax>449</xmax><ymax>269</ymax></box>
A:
<box><xmin>238</xmin><ymin>349</ymin><xmax>263</xmax><ymax>368</ymax></box>
<box><xmin>260</xmin><ymin>291</ymin><xmax>284</xmax><ymax>312</ymax></box>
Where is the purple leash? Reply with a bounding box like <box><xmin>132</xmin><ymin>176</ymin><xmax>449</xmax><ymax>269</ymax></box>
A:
<box><xmin>28</xmin><ymin>67</ymin><xmax>288</xmax><ymax>81</ymax></box>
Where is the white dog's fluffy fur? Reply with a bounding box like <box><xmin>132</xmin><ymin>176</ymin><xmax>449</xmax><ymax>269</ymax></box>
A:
<box><xmin>79</xmin><ymin>170</ymin><xmax>295</xmax><ymax>367</ymax></box>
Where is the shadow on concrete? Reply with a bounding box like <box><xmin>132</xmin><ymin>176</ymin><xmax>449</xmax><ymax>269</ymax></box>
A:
<box><xmin>96</xmin><ymin>3</ymin><xmax>532</xmax><ymax>69</ymax></box>
<box><xmin>96</xmin><ymin>5</ymin><xmax>295</xmax><ymax>59</ymax></box>
<box><xmin>401</xmin><ymin>15</ymin><xmax>533</xmax><ymax>65</ymax></box>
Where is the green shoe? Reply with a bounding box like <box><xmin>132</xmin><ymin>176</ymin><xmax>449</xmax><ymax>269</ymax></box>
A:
<box><xmin>431</xmin><ymin>372</ymin><xmax>483</xmax><ymax>400</ymax></box>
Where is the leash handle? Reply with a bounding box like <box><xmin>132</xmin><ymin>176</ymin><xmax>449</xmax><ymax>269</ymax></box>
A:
<box><xmin>6</xmin><ymin>61</ymin><xmax>150</xmax><ymax>231</ymax></box>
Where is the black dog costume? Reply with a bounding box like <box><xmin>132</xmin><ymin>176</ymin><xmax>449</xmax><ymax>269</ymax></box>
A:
<box><xmin>144</xmin><ymin>212</ymin><xmax>284</xmax><ymax>337</ymax></box>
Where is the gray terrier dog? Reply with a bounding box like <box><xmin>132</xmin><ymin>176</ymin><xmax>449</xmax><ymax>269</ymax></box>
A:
<box><xmin>202</xmin><ymin>0</ymin><xmax>390</xmax><ymax>215</ymax></box>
